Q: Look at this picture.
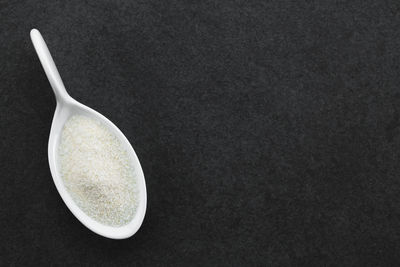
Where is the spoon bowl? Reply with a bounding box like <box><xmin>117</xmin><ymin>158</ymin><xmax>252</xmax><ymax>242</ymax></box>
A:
<box><xmin>31</xmin><ymin>29</ymin><xmax>147</xmax><ymax>239</ymax></box>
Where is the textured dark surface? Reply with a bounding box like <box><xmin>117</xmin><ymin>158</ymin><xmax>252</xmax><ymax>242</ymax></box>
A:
<box><xmin>1</xmin><ymin>0</ymin><xmax>400</xmax><ymax>266</ymax></box>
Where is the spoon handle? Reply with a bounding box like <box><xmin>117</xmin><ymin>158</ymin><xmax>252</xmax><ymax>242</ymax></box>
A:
<box><xmin>30</xmin><ymin>29</ymin><xmax>70</xmax><ymax>103</ymax></box>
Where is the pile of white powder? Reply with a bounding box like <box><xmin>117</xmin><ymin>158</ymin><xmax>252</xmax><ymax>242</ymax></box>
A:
<box><xmin>59</xmin><ymin>115</ymin><xmax>139</xmax><ymax>227</ymax></box>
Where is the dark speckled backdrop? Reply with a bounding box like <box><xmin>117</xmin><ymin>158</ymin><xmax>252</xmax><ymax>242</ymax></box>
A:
<box><xmin>1</xmin><ymin>1</ymin><xmax>400</xmax><ymax>266</ymax></box>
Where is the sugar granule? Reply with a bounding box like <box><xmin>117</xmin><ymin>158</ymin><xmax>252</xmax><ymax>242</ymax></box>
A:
<box><xmin>59</xmin><ymin>115</ymin><xmax>139</xmax><ymax>227</ymax></box>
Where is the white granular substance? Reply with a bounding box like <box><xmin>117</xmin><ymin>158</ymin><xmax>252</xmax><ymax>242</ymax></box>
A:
<box><xmin>59</xmin><ymin>115</ymin><xmax>138</xmax><ymax>227</ymax></box>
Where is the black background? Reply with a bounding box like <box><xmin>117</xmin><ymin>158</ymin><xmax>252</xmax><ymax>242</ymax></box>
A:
<box><xmin>2</xmin><ymin>1</ymin><xmax>400</xmax><ymax>266</ymax></box>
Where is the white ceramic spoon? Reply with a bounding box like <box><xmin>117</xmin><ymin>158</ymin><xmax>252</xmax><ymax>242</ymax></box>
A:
<box><xmin>30</xmin><ymin>29</ymin><xmax>147</xmax><ymax>239</ymax></box>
